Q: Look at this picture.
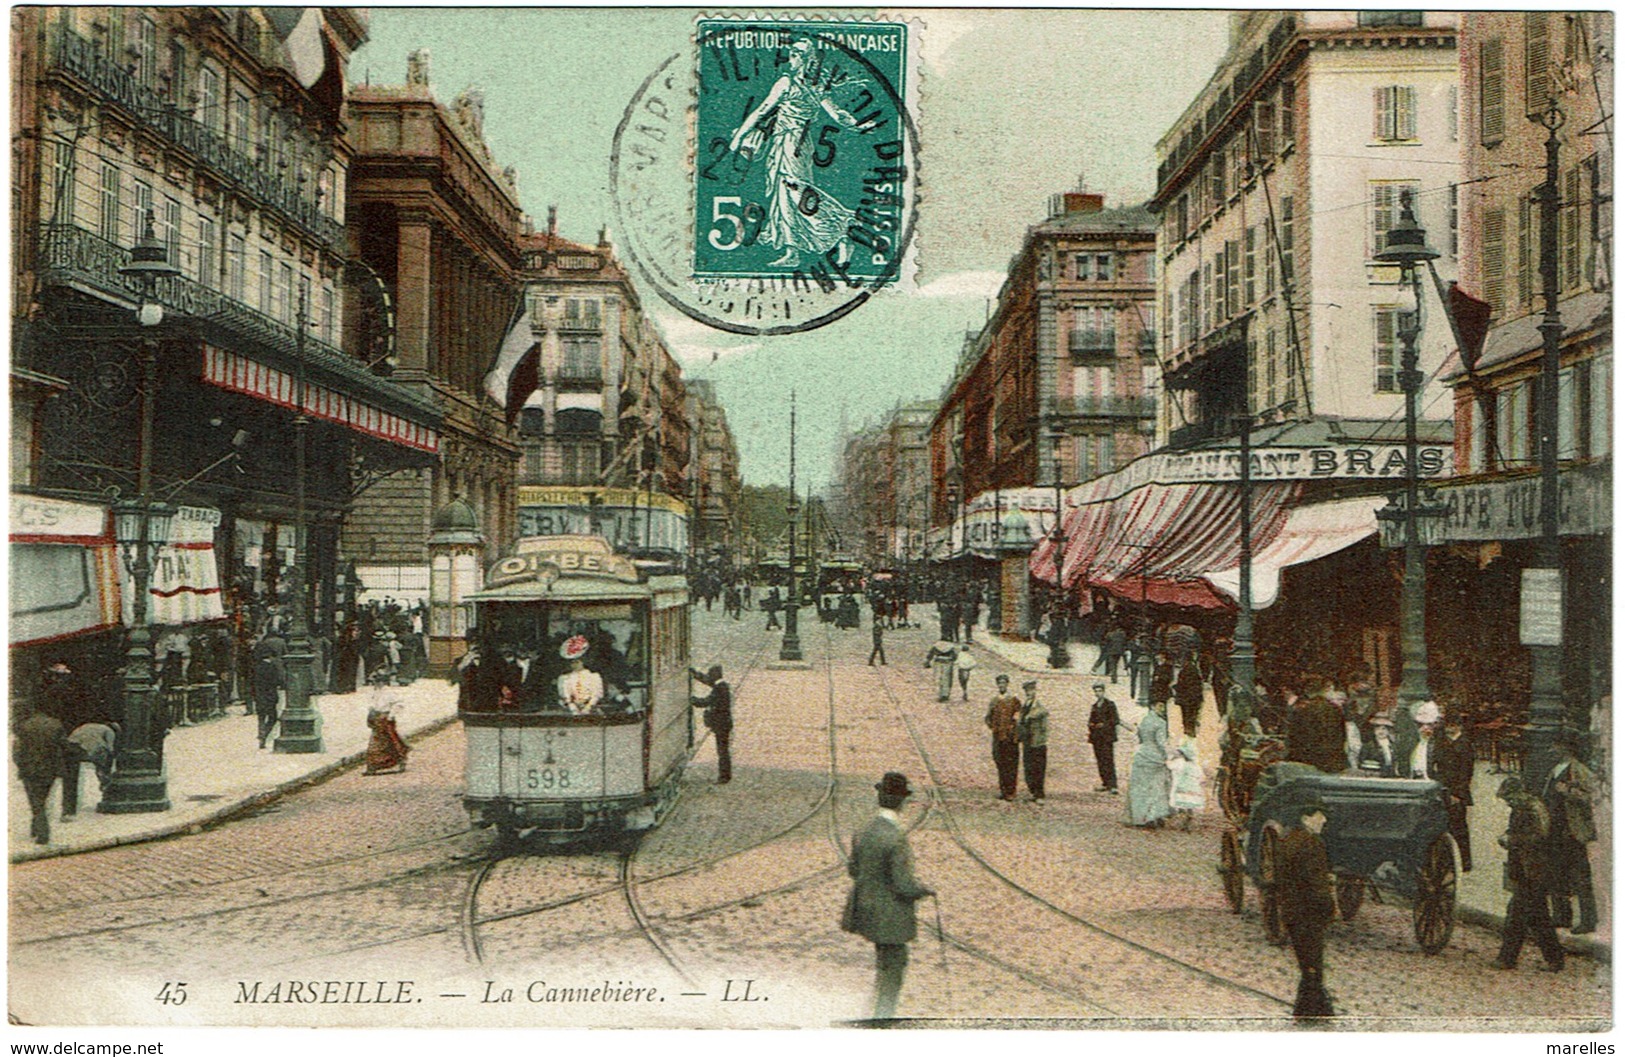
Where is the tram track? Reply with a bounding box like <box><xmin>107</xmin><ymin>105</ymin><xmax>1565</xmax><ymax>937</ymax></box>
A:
<box><xmin>871</xmin><ymin>655</ymin><xmax>1295</xmax><ymax>1013</ymax></box>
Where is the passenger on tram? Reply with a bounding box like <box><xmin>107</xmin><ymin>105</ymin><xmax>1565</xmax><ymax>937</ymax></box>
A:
<box><xmin>455</xmin><ymin>634</ymin><xmax>508</xmax><ymax>713</ymax></box>
<box><xmin>558</xmin><ymin>635</ymin><xmax>605</xmax><ymax>714</ymax></box>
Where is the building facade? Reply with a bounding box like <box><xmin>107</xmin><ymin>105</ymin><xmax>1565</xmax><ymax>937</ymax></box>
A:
<box><xmin>1436</xmin><ymin>11</ymin><xmax>1612</xmax><ymax>721</ymax></box>
<box><xmin>509</xmin><ymin>213</ymin><xmax>696</xmax><ymax>558</ymax></box>
<box><xmin>835</xmin><ymin>400</ymin><xmax>934</xmax><ymax>567</ymax></box>
<box><xmin>343</xmin><ymin>56</ymin><xmax>524</xmax><ymax>594</ymax></box>
<box><xmin>687</xmin><ymin>379</ymin><xmax>743</xmax><ymax>557</ymax></box>
<box><xmin>12</xmin><ymin>8</ymin><xmax>441</xmax><ymax>700</ymax></box>
<box><xmin>928</xmin><ymin>191</ymin><xmax>1158</xmax><ymax>538</ymax></box>
<box><xmin>1152</xmin><ymin>11</ymin><xmax>1462</xmax><ymax>447</ymax></box>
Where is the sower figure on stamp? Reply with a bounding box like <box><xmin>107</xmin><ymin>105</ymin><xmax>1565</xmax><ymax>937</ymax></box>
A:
<box><xmin>841</xmin><ymin>771</ymin><xmax>934</xmax><ymax>1020</ymax></box>
<box><xmin>691</xmin><ymin>664</ymin><xmax>733</xmax><ymax>785</ymax></box>
<box><xmin>1279</xmin><ymin>795</ymin><xmax>1337</xmax><ymax>1018</ymax></box>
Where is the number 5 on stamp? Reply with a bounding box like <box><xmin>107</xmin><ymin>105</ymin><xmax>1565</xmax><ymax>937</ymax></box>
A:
<box><xmin>694</xmin><ymin>20</ymin><xmax>909</xmax><ymax>282</ymax></box>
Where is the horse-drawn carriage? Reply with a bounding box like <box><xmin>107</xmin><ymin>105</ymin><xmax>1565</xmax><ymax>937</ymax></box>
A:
<box><xmin>1217</xmin><ymin>761</ymin><xmax>1459</xmax><ymax>955</ymax></box>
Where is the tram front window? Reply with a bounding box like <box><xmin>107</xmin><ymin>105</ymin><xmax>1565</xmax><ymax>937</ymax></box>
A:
<box><xmin>461</xmin><ymin>604</ymin><xmax>646</xmax><ymax>715</ymax></box>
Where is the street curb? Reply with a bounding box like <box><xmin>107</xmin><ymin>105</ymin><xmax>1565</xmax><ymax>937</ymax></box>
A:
<box><xmin>1457</xmin><ymin>902</ymin><xmax>1611</xmax><ymax>962</ymax></box>
<box><xmin>9</xmin><ymin>713</ymin><xmax>460</xmax><ymax>865</ymax></box>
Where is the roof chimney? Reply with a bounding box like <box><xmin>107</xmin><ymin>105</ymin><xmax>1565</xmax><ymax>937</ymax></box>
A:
<box><xmin>1063</xmin><ymin>191</ymin><xmax>1105</xmax><ymax>214</ymax></box>
<box><xmin>547</xmin><ymin>205</ymin><xmax>557</xmax><ymax>236</ymax></box>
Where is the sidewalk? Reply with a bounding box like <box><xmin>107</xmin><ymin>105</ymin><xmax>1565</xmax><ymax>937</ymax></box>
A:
<box><xmin>10</xmin><ymin>679</ymin><xmax>460</xmax><ymax>864</ymax></box>
<box><xmin>962</xmin><ymin>611</ymin><xmax>1611</xmax><ymax>961</ymax></box>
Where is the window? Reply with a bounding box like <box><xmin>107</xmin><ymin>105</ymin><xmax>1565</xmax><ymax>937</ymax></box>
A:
<box><xmin>259</xmin><ymin>250</ymin><xmax>274</xmax><ymax>314</ymax></box>
<box><xmin>1517</xmin><ymin>197</ymin><xmax>1533</xmax><ymax>308</ymax></box>
<box><xmin>197</xmin><ymin>64</ymin><xmax>222</xmax><ymax>128</ymax></box>
<box><xmin>561</xmin><ymin>338</ymin><xmax>602</xmax><ymax>381</ymax></box>
<box><xmin>197</xmin><ymin>215</ymin><xmax>217</xmax><ymax>286</ymax></box>
<box><xmin>1225</xmin><ymin>239</ymin><xmax>1240</xmax><ymax>319</ymax></box>
<box><xmin>1230</xmin><ymin>138</ymin><xmax>1246</xmax><ymax>190</ymax></box>
<box><xmin>1483</xmin><ymin>208</ymin><xmax>1507</xmax><ymax>316</ymax></box>
<box><xmin>1279</xmin><ymin>194</ymin><xmax>1295</xmax><ymax>286</ymax></box>
<box><xmin>1280</xmin><ymin>81</ymin><xmax>1296</xmax><ymax>149</ymax></box>
<box><xmin>1588</xmin><ymin>355</ymin><xmax>1610</xmax><ymax>458</ymax></box>
<box><xmin>1372</xmin><ymin>308</ymin><xmax>1410</xmax><ymax>393</ymax></box>
<box><xmin>231</xmin><ymin>92</ymin><xmax>252</xmax><ymax>155</ymax></box>
<box><xmin>1373</xmin><ymin>86</ymin><xmax>1418</xmax><ymax>141</ymax></box>
<box><xmin>1468</xmin><ymin>396</ymin><xmax>1490</xmax><ymax>471</ymax></box>
<box><xmin>227</xmin><ymin>233</ymin><xmax>246</xmax><ymax>299</ymax></box>
<box><xmin>1447</xmin><ymin>84</ymin><xmax>1458</xmax><ymax>142</ymax></box>
<box><xmin>321</xmin><ymin>284</ymin><xmax>336</xmax><ymax>343</ymax></box>
<box><xmin>1247</xmin><ymin>336</ymin><xmax>1260</xmax><ymax>409</ymax></box>
<box><xmin>1583</xmin><ymin>154</ymin><xmax>1604</xmax><ymax>288</ymax></box>
<box><xmin>298</xmin><ymin>274</ymin><xmax>312</xmax><ymax>322</ymax></box>
<box><xmin>132</xmin><ymin>15</ymin><xmax>157</xmax><ymax>88</ymax></box>
<box><xmin>1141</xmin><ymin>365</ymin><xmax>1159</xmax><ymax>399</ymax></box>
<box><xmin>1480</xmin><ymin>38</ymin><xmax>1505</xmax><ymax>144</ymax></box>
<box><xmin>162</xmin><ymin>197</ymin><xmax>181</xmax><ymax>266</ymax></box>
<box><xmin>1558</xmin><ymin>366</ymin><xmax>1577</xmax><ymax>459</ymax></box>
<box><xmin>167</xmin><ymin>39</ymin><xmax>187</xmax><ymax>102</ymax></box>
<box><xmin>1371</xmin><ymin>181</ymin><xmax>1421</xmax><ymax>256</ymax></box>
<box><xmin>563</xmin><ymin>298</ymin><xmax>601</xmax><ymax>328</ymax></box>
<box><xmin>1266</xmin><ymin>329</ymin><xmax>1280</xmax><ymax>405</ymax></box>
<box><xmin>279</xmin><ymin>262</ymin><xmax>295</xmax><ymax>323</ymax></box>
<box><xmin>1243</xmin><ymin>228</ymin><xmax>1257</xmax><ymax>307</ymax></box>
<box><xmin>560</xmin><ymin>440</ymin><xmax>601</xmax><ymax>485</ymax></box>
<box><xmin>132</xmin><ymin>180</ymin><xmax>153</xmax><ymax>243</ymax></box>
<box><xmin>1562</xmin><ymin>167</ymin><xmax>1583</xmax><ymax>291</ymax></box>
<box><xmin>1498</xmin><ymin>380</ymin><xmax>1532</xmax><ymax>464</ymax></box>
<box><xmin>1448</xmin><ymin>182</ymin><xmax>1459</xmax><ymax>258</ymax></box>
<box><xmin>1076</xmin><ymin>253</ymin><xmax>1113</xmax><ymax>281</ymax></box>
<box><xmin>1358</xmin><ymin>11</ymin><xmax>1423</xmax><ymax>27</ymax></box>
<box><xmin>1176</xmin><ymin>193</ymin><xmax>1189</xmax><ymax>241</ymax></box>
<box><xmin>47</xmin><ymin>139</ymin><xmax>75</xmax><ymax>225</ymax></box>
<box><xmin>1254</xmin><ymin>98</ymin><xmax>1276</xmax><ymax>157</ymax></box>
<box><xmin>98</xmin><ymin>164</ymin><xmax>120</xmax><ymax>243</ymax></box>
<box><xmin>1526</xmin><ymin>12</ymin><xmax>1552</xmax><ymax>116</ymax></box>
<box><xmin>1210</xmin><ymin>151</ymin><xmax>1227</xmax><ymax>209</ymax></box>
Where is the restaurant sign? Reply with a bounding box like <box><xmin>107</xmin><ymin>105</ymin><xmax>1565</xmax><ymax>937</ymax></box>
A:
<box><xmin>1139</xmin><ymin>445</ymin><xmax>1451</xmax><ymax>486</ymax></box>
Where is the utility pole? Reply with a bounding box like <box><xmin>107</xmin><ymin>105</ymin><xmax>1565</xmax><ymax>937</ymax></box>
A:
<box><xmin>1524</xmin><ymin>99</ymin><xmax>1569</xmax><ymax>785</ymax></box>
<box><xmin>276</xmin><ymin>287</ymin><xmax>323</xmax><ymax>753</ymax></box>
<box><xmin>780</xmin><ymin>392</ymin><xmax>803</xmax><ymax>662</ymax></box>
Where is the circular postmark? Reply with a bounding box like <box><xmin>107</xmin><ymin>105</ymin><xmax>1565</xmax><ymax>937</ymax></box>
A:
<box><xmin>610</xmin><ymin>21</ymin><xmax>919</xmax><ymax>336</ymax></box>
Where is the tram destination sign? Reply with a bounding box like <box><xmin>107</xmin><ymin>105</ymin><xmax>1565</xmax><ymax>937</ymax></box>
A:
<box><xmin>487</xmin><ymin>538</ymin><xmax>641</xmax><ymax>588</ymax></box>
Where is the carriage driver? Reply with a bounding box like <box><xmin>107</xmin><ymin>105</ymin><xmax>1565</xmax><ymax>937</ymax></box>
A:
<box><xmin>557</xmin><ymin>635</ymin><xmax>604</xmax><ymax>714</ymax></box>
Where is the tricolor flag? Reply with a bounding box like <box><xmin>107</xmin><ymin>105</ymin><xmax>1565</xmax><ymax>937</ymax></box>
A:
<box><xmin>484</xmin><ymin>299</ymin><xmax>540</xmax><ymax>424</ymax></box>
<box><xmin>262</xmin><ymin>8</ymin><xmax>327</xmax><ymax>89</ymax></box>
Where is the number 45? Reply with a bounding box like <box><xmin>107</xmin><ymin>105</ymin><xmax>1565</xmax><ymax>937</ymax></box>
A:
<box><xmin>156</xmin><ymin>982</ymin><xmax>188</xmax><ymax>1005</ymax></box>
<box><xmin>708</xmin><ymin>197</ymin><xmax>763</xmax><ymax>251</ymax></box>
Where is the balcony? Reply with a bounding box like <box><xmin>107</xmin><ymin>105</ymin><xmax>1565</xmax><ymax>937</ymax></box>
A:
<box><xmin>554</xmin><ymin>365</ymin><xmax>604</xmax><ymax>389</ymax></box>
<box><xmin>37</xmin><ymin>224</ymin><xmax>437</xmax><ymax>423</ymax></box>
<box><xmin>1068</xmin><ymin>328</ymin><xmax>1118</xmax><ymax>358</ymax></box>
<box><xmin>1054</xmin><ymin>394</ymin><xmax>1157</xmax><ymax>419</ymax></box>
<box><xmin>557</xmin><ymin>313</ymin><xmax>603</xmax><ymax>333</ymax></box>
<box><xmin>49</xmin><ymin>27</ymin><xmax>346</xmax><ymax>252</ymax></box>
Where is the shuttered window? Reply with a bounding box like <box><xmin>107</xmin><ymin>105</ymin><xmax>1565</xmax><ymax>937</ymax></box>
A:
<box><xmin>1225</xmin><ymin>239</ymin><xmax>1240</xmax><ymax>319</ymax></box>
<box><xmin>1371</xmin><ymin>181</ymin><xmax>1421</xmax><ymax>256</ymax></box>
<box><xmin>1483</xmin><ymin>207</ymin><xmax>1507</xmax><ymax>316</ymax></box>
<box><xmin>1254</xmin><ymin>99</ymin><xmax>1276</xmax><ymax>157</ymax></box>
<box><xmin>1280</xmin><ymin>81</ymin><xmax>1296</xmax><ymax>148</ymax></box>
<box><xmin>1373</xmin><ymin>85</ymin><xmax>1418</xmax><ymax>140</ymax></box>
<box><xmin>1244</xmin><ymin>227</ymin><xmax>1258</xmax><ymax>306</ymax></box>
<box><xmin>1525</xmin><ymin>12</ymin><xmax>1551</xmax><ymax>116</ymax></box>
<box><xmin>1562</xmin><ymin>167</ymin><xmax>1583</xmax><ymax>290</ymax></box>
<box><xmin>1481</xmin><ymin>38</ymin><xmax>1505</xmax><ymax>144</ymax></box>
<box><xmin>1373</xmin><ymin>309</ymin><xmax>1402</xmax><ymax>393</ymax></box>
<box><xmin>98</xmin><ymin>163</ymin><xmax>120</xmax><ymax>244</ymax></box>
<box><xmin>1279</xmin><ymin>194</ymin><xmax>1295</xmax><ymax>286</ymax></box>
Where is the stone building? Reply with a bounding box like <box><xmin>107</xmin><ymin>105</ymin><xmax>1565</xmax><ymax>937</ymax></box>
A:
<box><xmin>836</xmin><ymin>401</ymin><xmax>934</xmax><ymax>567</ymax></box>
<box><xmin>507</xmin><ymin>212</ymin><xmax>694</xmax><ymax>558</ymax></box>
<box><xmin>11</xmin><ymin>8</ymin><xmax>440</xmax><ymax>692</ymax></box>
<box><xmin>687</xmin><ymin>379</ymin><xmax>743</xmax><ymax>557</ymax></box>
<box><xmin>343</xmin><ymin>56</ymin><xmax>524</xmax><ymax>595</ymax></box>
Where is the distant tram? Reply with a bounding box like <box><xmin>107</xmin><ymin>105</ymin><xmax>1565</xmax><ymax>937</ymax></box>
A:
<box><xmin>458</xmin><ymin>535</ymin><xmax>692</xmax><ymax>843</ymax></box>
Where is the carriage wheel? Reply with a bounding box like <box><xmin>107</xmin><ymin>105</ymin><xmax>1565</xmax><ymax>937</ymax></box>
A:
<box><xmin>1413</xmin><ymin>833</ymin><xmax>1459</xmax><ymax>954</ymax></box>
<box><xmin>1337</xmin><ymin>876</ymin><xmax>1366</xmax><ymax>921</ymax></box>
<box><xmin>1219</xmin><ymin>828</ymin><xmax>1245</xmax><ymax>914</ymax></box>
<box><xmin>1214</xmin><ymin>766</ymin><xmax>1241</xmax><ymax>826</ymax></box>
<box><xmin>1257</xmin><ymin>825</ymin><xmax>1288</xmax><ymax>946</ymax></box>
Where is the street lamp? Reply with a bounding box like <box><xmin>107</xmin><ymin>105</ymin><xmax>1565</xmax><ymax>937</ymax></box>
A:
<box><xmin>274</xmin><ymin>289</ymin><xmax>323</xmax><ymax>753</ymax></box>
<box><xmin>101</xmin><ymin>212</ymin><xmax>179</xmax><ymax>814</ymax></box>
<box><xmin>1373</xmin><ymin>194</ymin><xmax>1440</xmax><ymax>715</ymax></box>
<box><xmin>780</xmin><ymin>392</ymin><xmax>803</xmax><ymax>662</ymax></box>
<box><xmin>1046</xmin><ymin>430</ymin><xmax>1070</xmax><ymax>669</ymax></box>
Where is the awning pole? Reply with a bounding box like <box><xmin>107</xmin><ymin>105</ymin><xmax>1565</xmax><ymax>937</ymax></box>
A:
<box><xmin>1230</xmin><ymin>363</ymin><xmax>1258</xmax><ymax>724</ymax></box>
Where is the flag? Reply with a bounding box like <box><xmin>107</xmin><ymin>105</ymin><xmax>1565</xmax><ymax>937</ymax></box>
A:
<box><xmin>1447</xmin><ymin>282</ymin><xmax>1492</xmax><ymax>376</ymax></box>
<box><xmin>263</xmin><ymin>8</ymin><xmax>327</xmax><ymax>89</ymax></box>
<box><xmin>484</xmin><ymin>300</ymin><xmax>540</xmax><ymax>424</ymax></box>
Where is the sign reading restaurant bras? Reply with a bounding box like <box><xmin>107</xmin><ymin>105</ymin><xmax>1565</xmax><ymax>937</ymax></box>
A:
<box><xmin>1142</xmin><ymin>444</ymin><xmax>1451</xmax><ymax>485</ymax></box>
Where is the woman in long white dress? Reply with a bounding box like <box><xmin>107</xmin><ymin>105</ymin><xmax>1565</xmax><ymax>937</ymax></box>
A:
<box><xmin>1126</xmin><ymin>698</ymin><xmax>1173</xmax><ymax>828</ymax></box>
<box><xmin>729</xmin><ymin>39</ymin><xmax>859</xmax><ymax>267</ymax></box>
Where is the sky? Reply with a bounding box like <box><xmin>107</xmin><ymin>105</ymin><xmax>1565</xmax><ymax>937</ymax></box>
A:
<box><xmin>352</xmin><ymin>8</ymin><xmax>1232</xmax><ymax>489</ymax></box>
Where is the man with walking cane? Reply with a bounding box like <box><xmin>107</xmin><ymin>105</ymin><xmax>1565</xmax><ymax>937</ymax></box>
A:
<box><xmin>842</xmin><ymin>771</ymin><xmax>934</xmax><ymax>1020</ymax></box>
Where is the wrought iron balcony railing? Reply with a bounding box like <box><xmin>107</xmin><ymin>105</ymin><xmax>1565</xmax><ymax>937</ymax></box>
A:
<box><xmin>554</xmin><ymin>366</ymin><xmax>605</xmax><ymax>388</ymax></box>
<box><xmin>49</xmin><ymin>27</ymin><xmax>346</xmax><ymax>252</ymax></box>
<box><xmin>557</xmin><ymin>313</ymin><xmax>603</xmax><ymax>333</ymax></box>
<box><xmin>1069</xmin><ymin>328</ymin><xmax>1118</xmax><ymax>355</ymax></box>
<box><xmin>37</xmin><ymin>223</ymin><xmax>437</xmax><ymax>422</ymax></box>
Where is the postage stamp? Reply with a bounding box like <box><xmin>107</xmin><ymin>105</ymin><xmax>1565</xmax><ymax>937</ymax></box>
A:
<box><xmin>692</xmin><ymin>20</ymin><xmax>909</xmax><ymax>283</ymax></box>
<box><xmin>610</xmin><ymin>15</ymin><xmax>919</xmax><ymax>335</ymax></box>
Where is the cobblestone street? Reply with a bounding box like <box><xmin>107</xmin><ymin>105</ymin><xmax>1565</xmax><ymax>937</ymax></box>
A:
<box><xmin>9</xmin><ymin>608</ymin><xmax>1610</xmax><ymax>1030</ymax></box>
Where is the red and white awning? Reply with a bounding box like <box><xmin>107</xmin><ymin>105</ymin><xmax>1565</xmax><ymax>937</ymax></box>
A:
<box><xmin>203</xmin><ymin>346</ymin><xmax>438</xmax><ymax>453</ymax></box>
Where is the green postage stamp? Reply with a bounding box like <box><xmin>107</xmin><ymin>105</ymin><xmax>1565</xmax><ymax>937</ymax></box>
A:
<box><xmin>693</xmin><ymin>20</ymin><xmax>910</xmax><ymax>284</ymax></box>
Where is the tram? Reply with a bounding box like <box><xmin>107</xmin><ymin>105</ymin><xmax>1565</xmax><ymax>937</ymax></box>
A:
<box><xmin>458</xmin><ymin>535</ymin><xmax>692</xmax><ymax>844</ymax></box>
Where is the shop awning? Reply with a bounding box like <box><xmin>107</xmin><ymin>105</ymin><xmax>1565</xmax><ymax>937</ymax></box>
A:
<box><xmin>1202</xmin><ymin>495</ymin><xmax>1383</xmax><ymax>607</ymax></box>
<box><xmin>124</xmin><ymin>506</ymin><xmax>225</xmax><ymax>627</ymax></box>
<box><xmin>203</xmin><ymin>345</ymin><xmax>438</xmax><ymax>453</ymax></box>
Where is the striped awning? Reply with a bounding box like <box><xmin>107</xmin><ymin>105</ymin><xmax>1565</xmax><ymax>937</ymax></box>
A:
<box><xmin>202</xmin><ymin>346</ymin><xmax>438</xmax><ymax>453</ymax></box>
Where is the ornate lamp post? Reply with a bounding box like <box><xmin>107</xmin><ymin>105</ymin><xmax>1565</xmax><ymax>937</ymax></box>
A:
<box><xmin>101</xmin><ymin>213</ymin><xmax>179</xmax><ymax>814</ymax></box>
<box><xmin>1046</xmin><ymin>430</ymin><xmax>1070</xmax><ymax>669</ymax></box>
<box><xmin>274</xmin><ymin>289</ymin><xmax>323</xmax><ymax>753</ymax></box>
<box><xmin>1373</xmin><ymin>195</ymin><xmax>1441</xmax><ymax>714</ymax></box>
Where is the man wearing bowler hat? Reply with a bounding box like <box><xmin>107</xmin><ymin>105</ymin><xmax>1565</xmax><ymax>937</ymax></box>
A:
<box><xmin>1279</xmin><ymin>793</ymin><xmax>1336</xmax><ymax>1017</ymax></box>
<box><xmin>842</xmin><ymin>771</ymin><xmax>934</xmax><ymax>1019</ymax></box>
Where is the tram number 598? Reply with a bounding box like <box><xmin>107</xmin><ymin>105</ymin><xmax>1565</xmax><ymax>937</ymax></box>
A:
<box><xmin>525</xmin><ymin>767</ymin><xmax>571</xmax><ymax>791</ymax></box>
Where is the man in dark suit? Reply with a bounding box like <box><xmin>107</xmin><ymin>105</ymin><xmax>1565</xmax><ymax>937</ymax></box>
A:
<box><xmin>691</xmin><ymin>665</ymin><xmax>733</xmax><ymax>784</ymax></box>
<box><xmin>1279</xmin><ymin>794</ymin><xmax>1336</xmax><ymax>1017</ymax></box>
<box><xmin>1496</xmin><ymin>775</ymin><xmax>1565</xmax><ymax>971</ymax></box>
<box><xmin>763</xmin><ymin>587</ymin><xmax>782</xmax><ymax>630</ymax></box>
<box><xmin>1430</xmin><ymin>709</ymin><xmax>1476</xmax><ymax>871</ymax></box>
<box><xmin>1286</xmin><ymin>678</ymin><xmax>1347</xmax><ymax>774</ymax></box>
<box><xmin>1086</xmin><ymin>683</ymin><xmax>1121</xmax><ymax>793</ymax></box>
<box><xmin>842</xmin><ymin>771</ymin><xmax>934</xmax><ymax>1020</ymax></box>
<box><xmin>14</xmin><ymin>706</ymin><xmax>65</xmax><ymax>844</ymax></box>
